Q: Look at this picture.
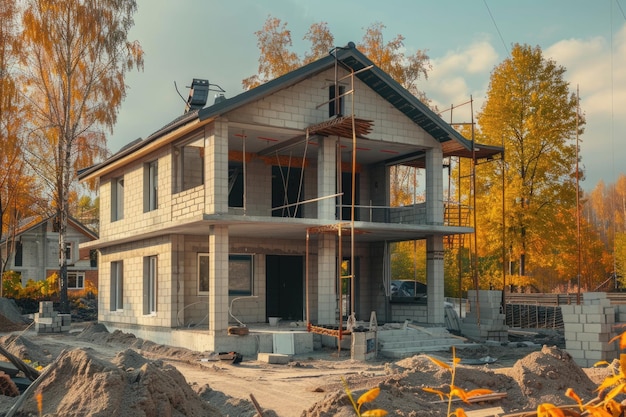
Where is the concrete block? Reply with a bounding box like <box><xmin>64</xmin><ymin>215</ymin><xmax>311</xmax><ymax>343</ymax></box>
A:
<box><xmin>565</xmin><ymin>340</ymin><xmax>582</xmax><ymax>350</ymax></box>
<box><xmin>583</xmin><ymin>323</ymin><xmax>612</xmax><ymax>334</ymax></box>
<box><xmin>37</xmin><ymin>317</ymin><xmax>54</xmax><ymax>325</ymax></box>
<box><xmin>562</xmin><ymin>314</ymin><xmax>580</xmax><ymax>324</ymax></box>
<box><xmin>564</xmin><ymin>323</ymin><xmax>583</xmax><ymax>333</ymax></box>
<box><xmin>585</xmin><ymin>314</ymin><xmax>609</xmax><ymax>324</ymax></box>
<box><xmin>257</xmin><ymin>353</ymin><xmax>290</xmax><ymax>364</ymax></box>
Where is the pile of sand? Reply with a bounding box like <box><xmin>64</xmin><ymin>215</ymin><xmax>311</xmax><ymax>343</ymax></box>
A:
<box><xmin>14</xmin><ymin>348</ymin><xmax>223</xmax><ymax>417</ymax></box>
<box><xmin>0</xmin><ymin>298</ymin><xmax>29</xmax><ymax>332</ymax></box>
<box><xmin>301</xmin><ymin>346</ymin><xmax>602</xmax><ymax>416</ymax></box>
<box><xmin>0</xmin><ymin>322</ymin><xmax>616</xmax><ymax>417</ymax></box>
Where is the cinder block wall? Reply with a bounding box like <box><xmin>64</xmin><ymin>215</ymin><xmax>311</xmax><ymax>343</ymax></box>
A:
<box><xmin>460</xmin><ymin>290</ymin><xmax>508</xmax><ymax>342</ymax></box>
<box><xmin>561</xmin><ymin>292</ymin><xmax>620</xmax><ymax>367</ymax></box>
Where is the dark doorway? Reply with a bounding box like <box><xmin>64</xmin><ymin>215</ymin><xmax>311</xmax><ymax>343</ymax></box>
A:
<box><xmin>266</xmin><ymin>255</ymin><xmax>304</xmax><ymax>321</ymax></box>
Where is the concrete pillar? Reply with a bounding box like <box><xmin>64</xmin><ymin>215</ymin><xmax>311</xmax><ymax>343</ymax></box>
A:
<box><xmin>317</xmin><ymin>234</ymin><xmax>337</xmax><ymax>325</ymax></box>
<box><xmin>317</xmin><ymin>136</ymin><xmax>336</xmax><ymax>220</ymax></box>
<box><xmin>208</xmin><ymin>225</ymin><xmax>229</xmax><ymax>332</ymax></box>
<box><xmin>425</xmin><ymin>147</ymin><xmax>443</xmax><ymax>225</ymax></box>
<box><xmin>426</xmin><ymin>235</ymin><xmax>445</xmax><ymax>324</ymax></box>
<box><xmin>424</xmin><ymin>146</ymin><xmax>445</xmax><ymax>324</ymax></box>
<box><xmin>205</xmin><ymin>119</ymin><xmax>229</xmax><ymax>214</ymax></box>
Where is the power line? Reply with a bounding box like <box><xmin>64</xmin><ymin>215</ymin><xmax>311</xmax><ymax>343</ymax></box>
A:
<box><xmin>483</xmin><ymin>0</ymin><xmax>510</xmax><ymax>57</ymax></box>
<box><xmin>616</xmin><ymin>0</ymin><xmax>626</xmax><ymax>20</ymax></box>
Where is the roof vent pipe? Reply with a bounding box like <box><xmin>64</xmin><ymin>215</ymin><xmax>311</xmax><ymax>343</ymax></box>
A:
<box><xmin>214</xmin><ymin>94</ymin><xmax>226</xmax><ymax>105</ymax></box>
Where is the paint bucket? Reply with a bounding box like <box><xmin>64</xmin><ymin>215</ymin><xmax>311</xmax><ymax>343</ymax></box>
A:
<box><xmin>268</xmin><ymin>317</ymin><xmax>280</xmax><ymax>327</ymax></box>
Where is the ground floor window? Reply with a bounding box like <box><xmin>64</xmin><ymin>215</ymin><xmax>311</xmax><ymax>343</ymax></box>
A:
<box><xmin>198</xmin><ymin>253</ymin><xmax>209</xmax><ymax>295</ymax></box>
<box><xmin>110</xmin><ymin>261</ymin><xmax>123</xmax><ymax>311</ymax></box>
<box><xmin>143</xmin><ymin>256</ymin><xmax>157</xmax><ymax>314</ymax></box>
<box><xmin>229</xmin><ymin>254</ymin><xmax>253</xmax><ymax>296</ymax></box>
<box><xmin>67</xmin><ymin>272</ymin><xmax>85</xmax><ymax>289</ymax></box>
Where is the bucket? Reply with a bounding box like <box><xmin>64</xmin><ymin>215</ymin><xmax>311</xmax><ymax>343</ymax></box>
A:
<box><xmin>268</xmin><ymin>317</ymin><xmax>280</xmax><ymax>327</ymax></box>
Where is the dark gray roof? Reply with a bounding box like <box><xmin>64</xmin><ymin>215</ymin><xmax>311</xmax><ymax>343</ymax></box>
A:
<box><xmin>198</xmin><ymin>43</ymin><xmax>476</xmax><ymax>149</ymax></box>
<box><xmin>79</xmin><ymin>43</ymin><xmax>498</xmax><ymax>180</ymax></box>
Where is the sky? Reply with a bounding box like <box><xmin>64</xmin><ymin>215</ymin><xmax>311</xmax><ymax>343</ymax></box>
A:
<box><xmin>109</xmin><ymin>0</ymin><xmax>626</xmax><ymax>192</ymax></box>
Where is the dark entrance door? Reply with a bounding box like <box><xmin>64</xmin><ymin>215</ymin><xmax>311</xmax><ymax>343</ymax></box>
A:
<box><xmin>266</xmin><ymin>255</ymin><xmax>304</xmax><ymax>321</ymax></box>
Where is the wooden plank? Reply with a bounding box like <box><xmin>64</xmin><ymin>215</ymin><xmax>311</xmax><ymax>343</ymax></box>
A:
<box><xmin>465</xmin><ymin>407</ymin><xmax>504</xmax><ymax>417</ymax></box>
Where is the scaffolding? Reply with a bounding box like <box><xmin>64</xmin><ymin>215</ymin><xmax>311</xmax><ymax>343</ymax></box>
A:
<box><xmin>304</xmin><ymin>49</ymin><xmax>373</xmax><ymax>349</ymax></box>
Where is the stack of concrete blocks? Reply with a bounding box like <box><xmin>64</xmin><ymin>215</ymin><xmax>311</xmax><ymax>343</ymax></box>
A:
<box><xmin>460</xmin><ymin>290</ymin><xmax>508</xmax><ymax>342</ymax></box>
<box><xmin>34</xmin><ymin>301</ymin><xmax>71</xmax><ymax>333</ymax></box>
<box><xmin>351</xmin><ymin>330</ymin><xmax>377</xmax><ymax>361</ymax></box>
<box><xmin>561</xmin><ymin>292</ymin><xmax>619</xmax><ymax>367</ymax></box>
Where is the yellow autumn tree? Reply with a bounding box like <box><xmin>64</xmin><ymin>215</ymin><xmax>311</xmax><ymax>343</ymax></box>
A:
<box><xmin>20</xmin><ymin>0</ymin><xmax>144</xmax><ymax>312</ymax></box>
<box><xmin>0</xmin><ymin>0</ymin><xmax>43</xmax><ymax>286</ymax></box>
<box><xmin>473</xmin><ymin>44</ymin><xmax>583</xmax><ymax>290</ymax></box>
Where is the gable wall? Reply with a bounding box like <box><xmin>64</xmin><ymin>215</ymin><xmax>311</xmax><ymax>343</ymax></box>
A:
<box><xmin>228</xmin><ymin>68</ymin><xmax>440</xmax><ymax>149</ymax></box>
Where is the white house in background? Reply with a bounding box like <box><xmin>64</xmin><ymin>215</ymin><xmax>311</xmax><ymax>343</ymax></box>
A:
<box><xmin>78</xmin><ymin>43</ymin><xmax>500</xmax><ymax>354</ymax></box>
<box><xmin>1</xmin><ymin>215</ymin><xmax>98</xmax><ymax>290</ymax></box>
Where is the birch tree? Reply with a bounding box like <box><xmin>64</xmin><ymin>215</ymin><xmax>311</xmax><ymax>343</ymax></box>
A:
<box><xmin>20</xmin><ymin>0</ymin><xmax>143</xmax><ymax>312</ymax></box>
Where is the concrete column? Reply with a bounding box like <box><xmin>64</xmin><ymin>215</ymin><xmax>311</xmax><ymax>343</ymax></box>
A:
<box><xmin>317</xmin><ymin>136</ymin><xmax>337</xmax><ymax>220</ymax></box>
<box><xmin>205</xmin><ymin>119</ymin><xmax>229</xmax><ymax>214</ymax></box>
<box><xmin>317</xmin><ymin>234</ymin><xmax>337</xmax><ymax>325</ymax></box>
<box><xmin>425</xmin><ymin>147</ymin><xmax>443</xmax><ymax>225</ymax></box>
<box><xmin>426</xmin><ymin>235</ymin><xmax>445</xmax><ymax>324</ymax></box>
<box><xmin>208</xmin><ymin>225</ymin><xmax>229</xmax><ymax>332</ymax></box>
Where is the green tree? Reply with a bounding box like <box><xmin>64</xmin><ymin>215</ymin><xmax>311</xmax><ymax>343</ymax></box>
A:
<box><xmin>474</xmin><ymin>43</ymin><xmax>583</xmax><ymax>287</ymax></box>
<box><xmin>20</xmin><ymin>0</ymin><xmax>144</xmax><ymax>312</ymax></box>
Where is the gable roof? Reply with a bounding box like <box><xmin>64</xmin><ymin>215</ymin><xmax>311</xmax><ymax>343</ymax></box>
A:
<box><xmin>0</xmin><ymin>215</ymin><xmax>98</xmax><ymax>244</ymax></box>
<box><xmin>79</xmin><ymin>43</ymin><xmax>500</xmax><ymax>180</ymax></box>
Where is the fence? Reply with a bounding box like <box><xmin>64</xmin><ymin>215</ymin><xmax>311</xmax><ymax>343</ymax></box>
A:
<box><xmin>503</xmin><ymin>292</ymin><xmax>626</xmax><ymax>329</ymax></box>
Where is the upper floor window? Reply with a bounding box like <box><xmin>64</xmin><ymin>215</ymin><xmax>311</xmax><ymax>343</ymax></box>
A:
<box><xmin>175</xmin><ymin>134</ymin><xmax>205</xmax><ymax>193</ymax></box>
<box><xmin>111</xmin><ymin>177</ymin><xmax>124</xmax><ymax>221</ymax></box>
<box><xmin>144</xmin><ymin>160</ymin><xmax>158</xmax><ymax>212</ymax></box>
<box><xmin>329</xmin><ymin>85</ymin><xmax>345</xmax><ymax>117</ymax></box>
<box><xmin>14</xmin><ymin>241</ymin><xmax>23</xmax><ymax>266</ymax></box>
<box><xmin>228</xmin><ymin>162</ymin><xmax>244</xmax><ymax>208</ymax></box>
<box><xmin>64</xmin><ymin>242</ymin><xmax>73</xmax><ymax>263</ymax></box>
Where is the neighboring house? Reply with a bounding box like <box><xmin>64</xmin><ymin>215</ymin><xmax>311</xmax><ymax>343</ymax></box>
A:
<box><xmin>1</xmin><ymin>215</ymin><xmax>99</xmax><ymax>290</ymax></box>
<box><xmin>78</xmin><ymin>44</ymin><xmax>500</xmax><ymax>353</ymax></box>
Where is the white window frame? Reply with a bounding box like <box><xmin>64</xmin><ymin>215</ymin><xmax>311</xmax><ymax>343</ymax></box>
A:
<box><xmin>144</xmin><ymin>160</ymin><xmax>158</xmax><ymax>212</ymax></box>
<box><xmin>111</xmin><ymin>177</ymin><xmax>124</xmax><ymax>221</ymax></box>
<box><xmin>198</xmin><ymin>253</ymin><xmax>209</xmax><ymax>295</ymax></box>
<box><xmin>110</xmin><ymin>261</ymin><xmax>123</xmax><ymax>311</ymax></box>
<box><xmin>67</xmin><ymin>271</ymin><xmax>85</xmax><ymax>289</ymax></box>
<box><xmin>143</xmin><ymin>256</ymin><xmax>157</xmax><ymax>315</ymax></box>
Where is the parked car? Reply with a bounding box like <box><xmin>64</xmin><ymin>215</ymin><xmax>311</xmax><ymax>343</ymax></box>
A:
<box><xmin>391</xmin><ymin>280</ymin><xmax>427</xmax><ymax>298</ymax></box>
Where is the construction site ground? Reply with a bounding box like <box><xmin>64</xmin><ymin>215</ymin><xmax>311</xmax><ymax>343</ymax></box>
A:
<box><xmin>0</xmin><ymin>317</ymin><xmax>617</xmax><ymax>417</ymax></box>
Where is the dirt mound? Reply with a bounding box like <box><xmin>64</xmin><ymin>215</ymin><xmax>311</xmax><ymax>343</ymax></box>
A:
<box><xmin>302</xmin><ymin>346</ymin><xmax>596</xmax><ymax>416</ymax></box>
<box><xmin>0</xmin><ymin>334</ymin><xmax>53</xmax><ymax>365</ymax></box>
<box><xmin>14</xmin><ymin>347</ymin><xmax>223</xmax><ymax>417</ymax></box>
<box><xmin>0</xmin><ymin>298</ymin><xmax>28</xmax><ymax>324</ymax></box>
<box><xmin>500</xmin><ymin>345</ymin><xmax>598</xmax><ymax>407</ymax></box>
